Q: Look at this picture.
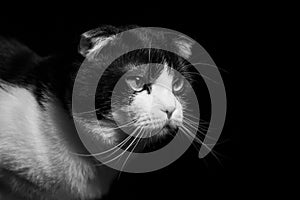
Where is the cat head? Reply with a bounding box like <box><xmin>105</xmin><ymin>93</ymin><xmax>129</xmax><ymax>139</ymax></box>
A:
<box><xmin>73</xmin><ymin>26</ymin><xmax>197</xmax><ymax>152</ymax></box>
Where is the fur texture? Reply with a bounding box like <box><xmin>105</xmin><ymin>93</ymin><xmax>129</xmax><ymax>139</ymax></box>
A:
<box><xmin>0</xmin><ymin>37</ymin><xmax>115</xmax><ymax>200</ymax></box>
<box><xmin>0</xmin><ymin>26</ymin><xmax>198</xmax><ymax>199</ymax></box>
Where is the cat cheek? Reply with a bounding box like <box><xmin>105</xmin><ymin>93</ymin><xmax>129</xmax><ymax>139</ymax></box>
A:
<box><xmin>112</xmin><ymin>108</ymin><xmax>133</xmax><ymax>127</ymax></box>
<box><xmin>173</xmin><ymin>110</ymin><xmax>183</xmax><ymax>122</ymax></box>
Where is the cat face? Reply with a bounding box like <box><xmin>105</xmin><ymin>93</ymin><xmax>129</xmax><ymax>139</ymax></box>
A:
<box><xmin>87</xmin><ymin>48</ymin><xmax>194</xmax><ymax>150</ymax></box>
<box><xmin>111</xmin><ymin>62</ymin><xmax>185</xmax><ymax>138</ymax></box>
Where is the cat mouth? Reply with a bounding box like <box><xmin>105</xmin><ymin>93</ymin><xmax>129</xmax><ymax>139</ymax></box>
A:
<box><xmin>166</xmin><ymin>118</ymin><xmax>181</xmax><ymax>129</ymax></box>
<box><xmin>162</xmin><ymin>124</ymin><xmax>178</xmax><ymax>135</ymax></box>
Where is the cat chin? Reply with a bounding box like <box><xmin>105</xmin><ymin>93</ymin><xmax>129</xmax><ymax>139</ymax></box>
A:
<box><xmin>158</xmin><ymin>123</ymin><xmax>179</xmax><ymax>136</ymax></box>
<box><xmin>168</xmin><ymin>119</ymin><xmax>182</xmax><ymax>128</ymax></box>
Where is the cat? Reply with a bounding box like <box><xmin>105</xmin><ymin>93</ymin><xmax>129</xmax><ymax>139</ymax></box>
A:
<box><xmin>0</xmin><ymin>25</ymin><xmax>200</xmax><ymax>199</ymax></box>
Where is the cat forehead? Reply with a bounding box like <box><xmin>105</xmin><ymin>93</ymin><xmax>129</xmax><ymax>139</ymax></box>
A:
<box><xmin>125</xmin><ymin>62</ymin><xmax>174</xmax><ymax>78</ymax></box>
<box><xmin>154</xmin><ymin>63</ymin><xmax>174</xmax><ymax>88</ymax></box>
<box><xmin>125</xmin><ymin>63</ymin><xmax>149</xmax><ymax>76</ymax></box>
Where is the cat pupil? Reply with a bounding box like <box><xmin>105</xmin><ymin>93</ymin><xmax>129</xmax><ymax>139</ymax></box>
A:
<box><xmin>135</xmin><ymin>77</ymin><xmax>142</xmax><ymax>86</ymax></box>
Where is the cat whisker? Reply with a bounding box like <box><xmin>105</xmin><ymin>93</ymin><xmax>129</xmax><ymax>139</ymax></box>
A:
<box><xmin>70</xmin><ymin>124</ymin><xmax>137</xmax><ymax>157</ymax></box>
<box><xmin>101</xmin><ymin>128</ymin><xmax>140</xmax><ymax>160</ymax></box>
<box><xmin>183</xmin><ymin>118</ymin><xmax>204</xmax><ymax>130</ymax></box>
<box><xmin>70</xmin><ymin>133</ymin><xmax>132</xmax><ymax>158</ymax></box>
<box><xmin>180</xmin><ymin>125</ymin><xmax>202</xmax><ymax>152</ymax></box>
<box><xmin>182</xmin><ymin>112</ymin><xmax>200</xmax><ymax>120</ymax></box>
<box><xmin>95</xmin><ymin>126</ymin><xmax>140</xmax><ymax>158</ymax></box>
<box><xmin>183</xmin><ymin>113</ymin><xmax>211</xmax><ymax>126</ymax></box>
<box><xmin>182</xmin><ymin>119</ymin><xmax>204</xmax><ymax>133</ymax></box>
<box><xmin>181</xmin><ymin>123</ymin><xmax>205</xmax><ymax>143</ymax></box>
<box><xmin>72</xmin><ymin>108</ymin><xmax>101</xmax><ymax>115</ymax></box>
<box><xmin>119</xmin><ymin>129</ymin><xmax>145</xmax><ymax>177</ymax></box>
<box><xmin>103</xmin><ymin>120</ymin><xmax>136</xmax><ymax>131</ymax></box>
<box><xmin>183</xmin><ymin>118</ymin><xmax>209</xmax><ymax>131</ymax></box>
<box><xmin>182</xmin><ymin>120</ymin><xmax>216</xmax><ymax>141</ymax></box>
<box><xmin>182</xmin><ymin>107</ymin><xmax>195</xmax><ymax>112</ymax></box>
<box><xmin>96</xmin><ymin>128</ymin><xmax>143</xmax><ymax>167</ymax></box>
<box><xmin>183</xmin><ymin>116</ymin><xmax>217</xmax><ymax>132</ymax></box>
<box><xmin>182</xmin><ymin>71</ymin><xmax>219</xmax><ymax>84</ymax></box>
<box><xmin>181</xmin><ymin>62</ymin><xmax>227</xmax><ymax>73</ymax></box>
<box><xmin>180</xmin><ymin>125</ymin><xmax>222</xmax><ymax>164</ymax></box>
<box><xmin>183</xmin><ymin>116</ymin><xmax>200</xmax><ymax>125</ymax></box>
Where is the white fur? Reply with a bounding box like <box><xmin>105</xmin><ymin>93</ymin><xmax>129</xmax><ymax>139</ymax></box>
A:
<box><xmin>175</xmin><ymin>40</ymin><xmax>193</xmax><ymax>58</ymax></box>
<box><xmin>85</xmin><ymin>36</ymin><xmax>116</xmax><ymax>61</ymax></box>
<box><xmin>127</xmin><ymin>64</ymin><xmax>183</xmax><ymax>137</ymax></box>
<box><xmin>0</xmin><ymin>84</ymin><xmax>113</xmax><ymax>199</ymax></box>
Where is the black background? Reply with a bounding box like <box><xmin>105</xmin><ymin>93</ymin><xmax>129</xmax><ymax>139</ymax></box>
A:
<box><xmin>0</xmin><ymin>8</ymin><xmax>254</xmax><ymax>200</ymax></box>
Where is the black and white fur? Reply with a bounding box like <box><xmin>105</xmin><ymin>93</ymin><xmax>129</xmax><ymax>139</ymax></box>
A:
<box><xmin>0</xmin><ymin>35</ymin><xmax>118</xmax><ymax>199</ymax></box>
<box><xmin>0</xmin><ymin>26</ymin><xmax>195</xmax><ymax>200</ymax></box>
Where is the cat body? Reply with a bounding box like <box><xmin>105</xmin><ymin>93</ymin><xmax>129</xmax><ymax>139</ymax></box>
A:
<box><xmin>0</xmin><ymin>26</ymin><xmax>195</xmax><ymax>199</ymax></box>
<box><xmin>0</xmin><ymin>37</ymin><xmax>116</xmax><ymax>200</ymax></box>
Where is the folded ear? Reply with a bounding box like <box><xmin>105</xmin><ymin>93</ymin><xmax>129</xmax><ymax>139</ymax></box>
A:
<box><xmin>173</xmin><ymin>37</ymin><xmax>195</xmax><ymax>59</ymax></box>
<box><xmin>78</xmin><ymin>26</ymin><xmax>120</xmax><ymax>60</ymax></box>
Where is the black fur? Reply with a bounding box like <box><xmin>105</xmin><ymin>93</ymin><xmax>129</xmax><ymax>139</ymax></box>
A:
<box><xmin>0</xmin><ymin>37</ymin><xmax>40</xmax><ymax>85</ymax></box>
<box><xmin>0</xmin><ymin>25</ymin><xmax>209</xmax><ymax>199</ymax></box>
<box><xmin>0</xmin><ymin>37</ymin><xmax>83</xmax><ymax>113</ymax></box>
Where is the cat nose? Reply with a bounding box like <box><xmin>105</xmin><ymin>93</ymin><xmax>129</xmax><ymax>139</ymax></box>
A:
<box><xmin>164</xmin><ymin>107</ymin><xmax>176</xmax><ymax>119</ymax></box>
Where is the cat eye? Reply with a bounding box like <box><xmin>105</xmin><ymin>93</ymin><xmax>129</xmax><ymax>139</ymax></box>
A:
<box><xmin>125</xmin><ymin>76</ymin><xmax>144</xmax><ymax>91</ymax></box>
<box><xmin>173</xmin><ymin>78</ymin><xmax>184</xmax><ymax>92</ymax></box>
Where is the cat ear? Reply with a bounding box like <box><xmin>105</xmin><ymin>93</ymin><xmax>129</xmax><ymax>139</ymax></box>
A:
<box><xmin>173</xmin><ymin>37</ymin><xmax>195</xmax><ymax>59</ymax></box>
<box><xmin>78</xmin><ymin>26</ymin><xmax>119</xmax><ymax>60</ymax></box>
